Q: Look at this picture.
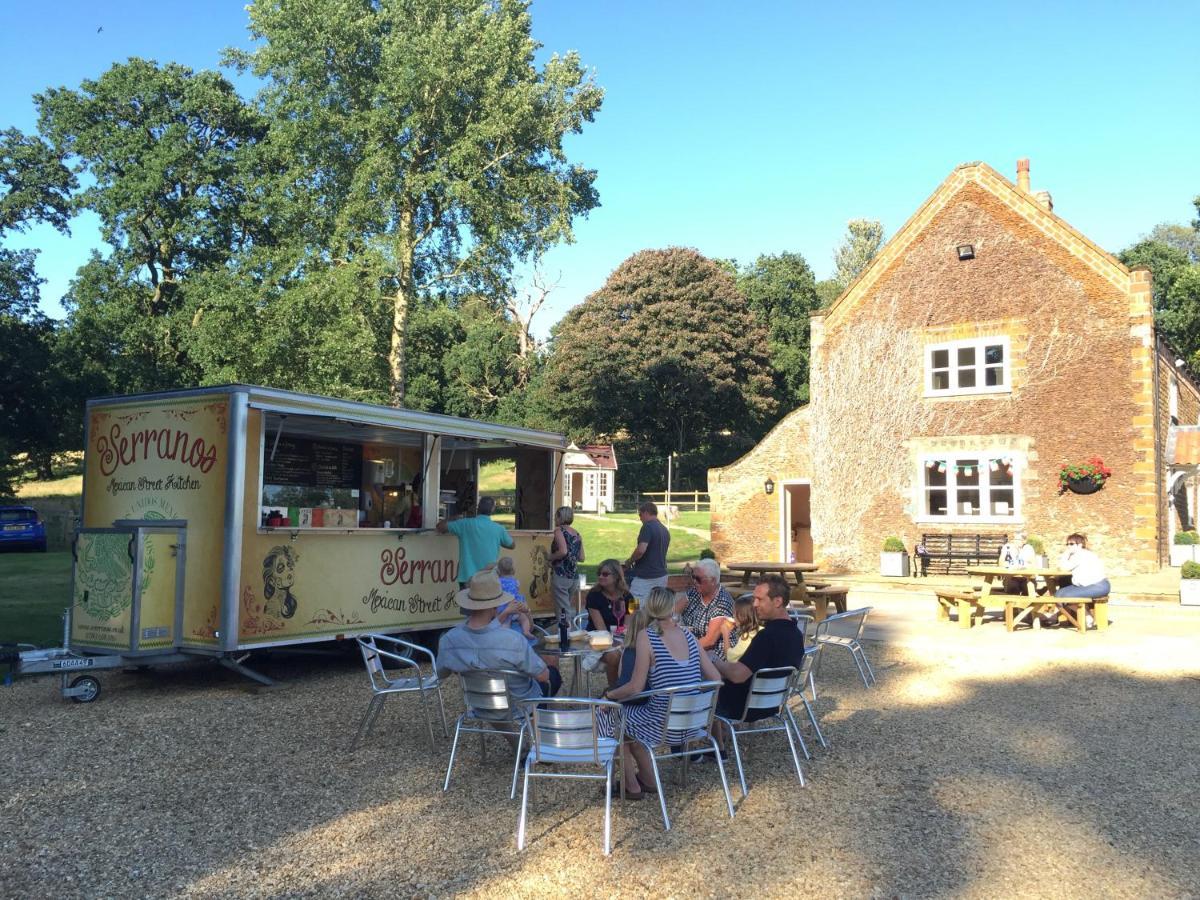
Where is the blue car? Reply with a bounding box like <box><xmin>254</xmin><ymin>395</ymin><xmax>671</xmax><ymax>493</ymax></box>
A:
<box><xmin>0</xmin><ymin>506</ymin><xmax>47</xmax><ymax>552</ymax></box>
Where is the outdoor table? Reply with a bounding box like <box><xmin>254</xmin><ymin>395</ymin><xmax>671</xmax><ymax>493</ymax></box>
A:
<box><xmin>726</xmin><ymin>561</ymin><xmax>820</xmax><ymax>587</ymax></box>
<box><xmin>966</xmin><ymin>566</ymin><xmax>1101</xmax><ymax>632</ymax></box>
<box><xmin>788</xmin><ymin>583</ymin><xmax>849</xmax><ymax>624</ymax></box>
<box><xmin>537</xmin><ymin>634</ymin><xmax>623</xmax><ymax>696</ymax></box>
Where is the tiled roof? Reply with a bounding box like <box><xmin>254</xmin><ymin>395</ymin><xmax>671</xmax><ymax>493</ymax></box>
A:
<box><xmin>1170</xmin><ymin>428</ymin><xmax>1200</xmax><ymax>467</ymax></box>
<box><xmin>564</xmin><ymin>443</ymin><xmax>618</xmax><ymax>470</ymax></box>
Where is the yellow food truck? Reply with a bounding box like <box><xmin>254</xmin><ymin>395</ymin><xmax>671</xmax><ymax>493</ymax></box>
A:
<box><xmin>19</xmin><ymin>385</ymin><xmax>565</xmax><ymax>701</ymax></box>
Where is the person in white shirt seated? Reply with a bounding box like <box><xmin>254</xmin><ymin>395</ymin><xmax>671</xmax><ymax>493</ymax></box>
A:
<box><xmin>1053</xmin><ymin>533</ymin><xmax>1109</xmax><ymax>626</ymax></box>
<box><xmin>997</xmin><ymin>532</ymin><xmax>1036</xmax><ymax>568</ymax></box>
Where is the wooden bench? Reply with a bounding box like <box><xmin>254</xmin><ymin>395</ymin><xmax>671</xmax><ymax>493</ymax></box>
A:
<box><xmin>788</xmin><ymin>584</ymin><xmax>848</xmax><ymax>623</ymax></box>
<box><xmin>1005</xmin><ymin>595</ymin><xmax>1110</xmax><ymax>633</ymax></box>
<box><xmin>934</xmin><ymin>589</ymin><xmax>987</xmax><ymax>629</ymax></box>
<box><xmin>918</xmin><ymin>533</ymin><xmax>1008</xmax><ymax>576</ymax></box>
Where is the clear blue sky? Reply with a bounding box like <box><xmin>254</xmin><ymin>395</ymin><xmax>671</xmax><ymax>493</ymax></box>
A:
<box><xmin>3</xmin><ymin>0</ymin><xmax>1198</xmax><ymax>335</ymax></box>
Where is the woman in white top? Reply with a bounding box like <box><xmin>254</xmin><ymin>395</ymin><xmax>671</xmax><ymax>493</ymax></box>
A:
<box><xmin>1055</xmin><ymin>533</ymin><xmax>1109</xmax><ymax>599</ymax></box>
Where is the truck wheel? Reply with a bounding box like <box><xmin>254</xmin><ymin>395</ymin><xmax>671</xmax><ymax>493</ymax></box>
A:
<box><xmin>69</xmin><ymin>675</ymin><xmax>101</xmax><ymax>703</ymax></box>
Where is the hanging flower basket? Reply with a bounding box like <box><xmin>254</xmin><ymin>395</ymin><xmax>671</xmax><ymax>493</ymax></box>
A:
<box><xmin>1059</xmin><ymin>457</ymin><xmax>1112</xmax><ymax>495</ymax></box>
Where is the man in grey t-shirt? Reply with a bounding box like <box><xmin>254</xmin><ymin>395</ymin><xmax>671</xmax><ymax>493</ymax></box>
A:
<box><xmin>624</xmin><ymin>500</ymin><xmax>671</xmax><ymax>601</ymax></box>
<box><xmin>436</xmin><ymin>569</ymin><xmax>562</xmax><ymax>707</ymax></box>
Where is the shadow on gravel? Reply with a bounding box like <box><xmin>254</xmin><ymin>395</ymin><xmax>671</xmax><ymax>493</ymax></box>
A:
<box><xmin>2</xmin><ymin>640</ymin><xmax>1198</xmax><ymax>897</ymax></box>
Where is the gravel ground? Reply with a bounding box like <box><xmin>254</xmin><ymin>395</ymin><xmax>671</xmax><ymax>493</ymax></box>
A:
<box><xmin>3</xmin><ymin>629</ymin><xmax>1199</xmax><ymax>899</ymax></box>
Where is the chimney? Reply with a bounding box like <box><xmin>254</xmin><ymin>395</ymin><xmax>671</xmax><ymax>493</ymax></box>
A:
<box><xmin>1016</xmin><ymin>158</ymin><xmax>1031</xmax><ymax>193</ymax></box>
<box><xmin>1033</xmin><ymin>190</ymin><xmax>1054</xmax><ymax>212</ymax></box>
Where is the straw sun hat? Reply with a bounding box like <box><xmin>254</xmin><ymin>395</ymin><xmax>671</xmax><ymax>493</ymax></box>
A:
<box><xmin>455</xmin><ymin>567</ymin><xmax>514</xmax><ymax>610</ymax></box>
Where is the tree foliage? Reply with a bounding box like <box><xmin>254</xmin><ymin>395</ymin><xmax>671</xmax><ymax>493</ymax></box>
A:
<box><xmin>833</xmin><ymin>218</ymin><xmax>884</xmax><ymax>287</ymax></box>
<box><xmin>737</xmin><ymin>251</ymin><xmax>821</xmax><ymax>408</ymax></box>
<box><xmin>1120</xmin><ymin>201</ymin><xmax>1200</xmax><ymax>365</ymax></box>
<box><xmin>227</xmin><ymin>0</ymin><xmax>603</xmax><ymax>404</ymax></box>
<box><xmin>539</xmin><ymin>248</ymin><xmax>775</xmax><ymax>486</ymax></box>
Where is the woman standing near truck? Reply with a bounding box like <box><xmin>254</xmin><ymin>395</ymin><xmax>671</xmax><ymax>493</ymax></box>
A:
<box><xmin>549</xmin><ymin>506</ymin><xmax>584</xmax><ymax>618</ymax></box>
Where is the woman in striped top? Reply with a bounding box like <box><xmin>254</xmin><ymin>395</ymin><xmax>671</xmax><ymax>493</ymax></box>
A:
<box><xmin>603</xmin><ymin>586</ymin><xmax>723</xmax><ymax>799</ymax></box>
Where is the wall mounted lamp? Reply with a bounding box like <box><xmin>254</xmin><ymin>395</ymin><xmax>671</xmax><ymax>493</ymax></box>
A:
<box><xmin>956</xmin><ymin>244</ymin><xmax>975</xmax><ymax>260</ymax></box>
<box><xmin>764</xmin><ymin>477</ymin><xmax>775</xmax><ymax>496</ymax></box>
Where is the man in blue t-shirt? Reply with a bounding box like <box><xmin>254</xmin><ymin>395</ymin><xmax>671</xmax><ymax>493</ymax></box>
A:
<box><xmin>437</xmin><ymin>496</ymin><xmax>514</xmax><ymax>586</ymax></box>
<box><xmin>624</xmin><ymin>500</ymin><xmax>671</xmax><ymax>601</ymax></box>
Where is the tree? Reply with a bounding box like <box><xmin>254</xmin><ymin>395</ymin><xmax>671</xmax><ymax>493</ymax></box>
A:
<box><xmin>540</xmin><ymin>248</ymin><xmax>775</xmax><ymax>472</ymax></box>
<box><xmin>35</xmin><ymin>58</ymin><xmax>267</xmax><ymax>389</ymax></box>
<box><xmin>1119</xmin><ymin>239</ymin><xmax>1189</xmax><ymax>309</ymax></box>
<box><xmin>229</xmin><ymin>0</ymin><xmax>603</xmax><ymax>405</ymax></box>
<box><xmin>833</xmin><ymin>219</ymin><xmax>884</xmax><ymax>287</ymax></box>
<box><xmin>737</xmin><ymin>252</ymin><xmax>821</xmax><ymax>408</ymax></box>
<box><xmin>1148</xmin><ymin>223</ymin><xmax>1200</xmax><ymax>264</ymax></box>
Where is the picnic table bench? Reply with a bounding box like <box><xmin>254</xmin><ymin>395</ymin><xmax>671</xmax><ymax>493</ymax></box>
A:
<box><xmin>917</xmin><ymin>533</ymin><xmax>1008</xmax><ymax>576</ymax></box>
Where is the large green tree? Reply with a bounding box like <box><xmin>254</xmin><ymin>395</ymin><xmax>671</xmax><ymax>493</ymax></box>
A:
<box><xmin>228</xmin><ymin>0</ymin><xmax>603</xmax><ymax>405</ymax></box>
<box><xmin>540</xmin><ymin>248</ymin><xmax>776</xmax><ymax>483</ymax></box>
<box><xmin>737</xmin><ymin>251</ymin><xmax>821</xmax><ymax>408</ymax></box>
<box><xmin>35</xmin><ymin>58</ymin><xmax>267</xmax><ymax>390</ymax></box>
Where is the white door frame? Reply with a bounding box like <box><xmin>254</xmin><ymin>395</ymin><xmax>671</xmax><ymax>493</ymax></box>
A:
<box><xmin>777</xmin><ymin>479</ymin><xmax>812</xmax><ymax>563</ymax></box>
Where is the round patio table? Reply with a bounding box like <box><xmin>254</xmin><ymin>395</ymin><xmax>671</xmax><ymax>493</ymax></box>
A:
<box><xmin>537</xmin><ymin>633</ymin><xmax>623</xmax><ymax>697</ymax></box>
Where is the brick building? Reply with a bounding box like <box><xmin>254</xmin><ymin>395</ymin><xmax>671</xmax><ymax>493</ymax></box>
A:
<box><xmin>710</xmin><ymin>159</ymin><xmax>1200</xmax><ymax>575</ymax></box>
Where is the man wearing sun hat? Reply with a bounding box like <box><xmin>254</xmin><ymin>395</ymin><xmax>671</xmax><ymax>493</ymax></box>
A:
<box><xmin>436</xmin><ymin>567</ymin><xmax>562</xmax><ymax>701</ymax></box>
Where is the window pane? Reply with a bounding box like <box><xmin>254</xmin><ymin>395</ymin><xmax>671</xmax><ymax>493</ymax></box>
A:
<box><xmin>985</xmin><ymin>344</ymin><xmax>1004</xmax><ymax>364</ymax></box>
<box><xmin>985</xmin><ymin>366</ymin><xmax>1004</xmax><ymax>386</ymax></box>
<box><xmin>957</xmin><ymin>347</ymin><xmax>976</xmax><ymax>366</ymax></box>
<box><xmin>925</xmin><ymin>463</ymin><xmax>947</xmax><ymax>487</ymax></box>
<box><xmin>927</xmin><ymin>490</ymin><xmax>947</xmax><ymax>516</ymax></box>
<box><xmin>932</xmin><ymin>349</ymin><xmax>949</xmax><ymax>368</ymax></box>
<box><xmin>991</xmin><ymin>489</ymin><xmax>1015</xmax><ymax>516</ymax></box>
<box><xmin>932</xmin><ymin>371</ymin><xmax>950</xmax><ymax>390</ymax></box>
<box><xmin>958</xmin><ymin>369</ymin><xmax>977</xmax><ymax>388</ymax></box>
<box><xmin>958</xmin><ymin>489</ymin><xmax>981</xmax><ymax>515</ymax></box>
<box><xmin>991</xmin><ymin>461</ymin><xmax>1014</xmax><ymax>486</ymax></box>
<box><xmin>958</xmin><ymin>459</ymin><xmax>979</xmax><ymax>486</ymax></box>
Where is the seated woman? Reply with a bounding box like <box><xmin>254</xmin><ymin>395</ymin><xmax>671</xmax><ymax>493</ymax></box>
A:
<box><xmin>1053</xmin><ymin>532</ymin><xmax>1110</xmax><ymax>626</ymax></box>
<box><xmin>721</xmin><ymin>594</ymin><xmax>761</xmax><ymax>664</ymax></box>
<box><xmin>602</xmin><ymin>586</ymin><xmax>723</xmax><ymax>800</ymax></box>
<box><xmin>611</xmin><ymin>608</ymin><xmax>648</xmax><ymax>704</ymax></box>
<box><xmin>998</xmin><ymin>531</ymin><xmax>1037</xmax><ymax>594</ymax></box>
<box><xmin>586</xmin><ymin>559</ymin><xmax>635</xmax><ymax>684</ymax></box>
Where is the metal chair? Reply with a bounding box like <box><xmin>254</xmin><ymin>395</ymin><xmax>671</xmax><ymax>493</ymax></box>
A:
<box><xmin>627</xmin><ymin>680</ymin><xmax>736</xmax><ymax>830</ymax></box>
<box><xmin>515</xmin><ymin>698</ymin><xmax>624</xmax><ymax>855</ymax></box>
<box><xmin>352</xmin><ymin>633</ymin><xmax>447</xmax><ymax>752</ymax></box>
<box><xmin>791</xmin><ymin>644</ymin><xmax>828</xmax><ymax>750</ymax></box>
<box><xmin>443</xmin><ymin>669</ymin><xmax>531</xmax><ymax>799</ymax></box>
<box><xmin>813</xmin><ymin>607</ymin><xmax>876</xmax><ymax>688</ymax></box>
<box><xmin>715</xmin><ymin>666</ymin><xmax>806</xmax><ymax>797</ymax></box>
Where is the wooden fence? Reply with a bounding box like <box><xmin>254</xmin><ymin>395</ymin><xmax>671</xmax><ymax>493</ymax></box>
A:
<box><xmin>614</xmin><ymin>490</ymin><xmax>709</xmax><ymax>513</ymax></box>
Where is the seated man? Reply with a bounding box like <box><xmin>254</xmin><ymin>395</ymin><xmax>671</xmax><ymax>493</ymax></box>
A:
<box><xmin>711</xmin><ymin>575</ymin><xmax>805</xmax><ymax>724</ymax></box>
<box><xmin>436</xmin><ymin>568</ymin><xmax>562</xmax><ymax>712</ymax></box>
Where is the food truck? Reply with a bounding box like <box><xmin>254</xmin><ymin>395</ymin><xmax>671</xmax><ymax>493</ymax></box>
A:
<box><xmin>16</xmin><ymin>385</ymin><xmax>565</xmax><ymax>700</ymax></box>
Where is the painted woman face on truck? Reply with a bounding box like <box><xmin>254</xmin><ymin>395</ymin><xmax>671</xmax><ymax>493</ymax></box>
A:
<box><xmin>262</xmin><ymin>545</ymin><xmax>299</xmax><ymax>619</ymax></box>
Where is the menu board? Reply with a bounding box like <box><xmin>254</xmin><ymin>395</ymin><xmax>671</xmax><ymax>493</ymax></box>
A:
<box><xmin>265</xmin><ymin>437</ymin><xmax>363</xmax><ymax>488</ymax></box>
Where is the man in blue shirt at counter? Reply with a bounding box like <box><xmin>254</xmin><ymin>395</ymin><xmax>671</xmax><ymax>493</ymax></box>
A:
<box><xmin>437</xmin><ymin>495</ymin><xmax>515</xmax><ymax>586</ymax></box>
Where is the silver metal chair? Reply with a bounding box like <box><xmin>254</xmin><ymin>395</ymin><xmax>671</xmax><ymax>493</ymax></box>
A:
<box><xmin>814</xmin><ymin>607</ymin><xmax>876</xmax><ymax>688</ymax></box>
<box><xmin>443</xmin><ymin>668</ymin><xmax>530</xmax><ymax>799</ymax></box>
<box><xmin>715</xmin><ymin>666</ymin><xmax>806</xmax><ymax>797</ymax></box>
<box><xmin>627</xmin><ymin>680</ymin><xmax>736</xmax><ymax>830</ymax></box>
<box><xmin>571</xmin><ymin>611</ymin><xmax>591</xmax><ymax>630</ymax></box>
<box><xmin>352</xmin><ymin>633</ymin><xmax>447</xmax><ymax>752</ymax></box>
<box><xmin>515</xmin><ymin>698</ymin><xmax>624</xmax><ymax>855</ymax></box>
<box><xmin>791</xmin><ymin>644</ymin><xmax>828</xmax><ymax>750</ymax></box>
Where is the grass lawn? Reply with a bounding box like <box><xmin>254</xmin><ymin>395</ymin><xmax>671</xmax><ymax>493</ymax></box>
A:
<box><xmin>572</xmin><ymin>511</ymin><xmax>710</xmax><ymax>579</ymax></box>
<box><xmin>0</xmin><ymin>551</ymin><xmax>73</xmax><ymax>647</ymax></box>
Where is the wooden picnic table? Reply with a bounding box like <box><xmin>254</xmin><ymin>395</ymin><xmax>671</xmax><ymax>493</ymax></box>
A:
<box><xmin>788</xmin><ymin>583</ymin><xmax>849</xmax><ymax>624</ymax></box>
<box><xmin>966</xmin><ymin>566</ymin><xmax>1107</xmax><ymax>633</ymax></box>
<box><xmin>725</xmin><ymin>561</ymin><xmax>820</xmax><ymax>587</ymax></box>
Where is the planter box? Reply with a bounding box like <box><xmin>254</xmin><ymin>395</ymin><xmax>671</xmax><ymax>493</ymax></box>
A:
<box><xmin>1181</xmin><ymin>579</ymin><xmax>1200</xmax><ymax>606</ymax></box>
<box><xmin>1065</xmin><ymin>477</ymin><xmax>1103</xmax><ymax>495</ymax></box>
<box><xmin>880</xmin><ymin>551</ymin><xmax>910</xmax><ymax>577</ymax></box>
<box><xmin>1170</xmin><ymin>545</ymin><xmax>1200</xmax><ymax>567</ymax></box>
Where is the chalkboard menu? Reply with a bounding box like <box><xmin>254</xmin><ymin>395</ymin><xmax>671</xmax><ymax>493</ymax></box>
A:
<box><xmin>265</xmin><ymin>437</ymin><xmax>363</xmax><ymax>488</ymax></box>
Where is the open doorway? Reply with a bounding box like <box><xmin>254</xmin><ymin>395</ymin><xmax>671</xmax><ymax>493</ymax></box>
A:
<box><xmin>781</xmin><ymin>482</ymin><xmax>812</xmax><ymax>564</ymax></box>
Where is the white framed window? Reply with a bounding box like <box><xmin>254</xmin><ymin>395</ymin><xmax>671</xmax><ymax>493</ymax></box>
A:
<box><xmin>925</xmin><ymin>336</ymin><xmax>1010</xmax><ymax>397</ymax></box>
<box><xmin>917</xmin><ymin>453</ymin><xmax>1020</xmax><ymax>523</ymax></box>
